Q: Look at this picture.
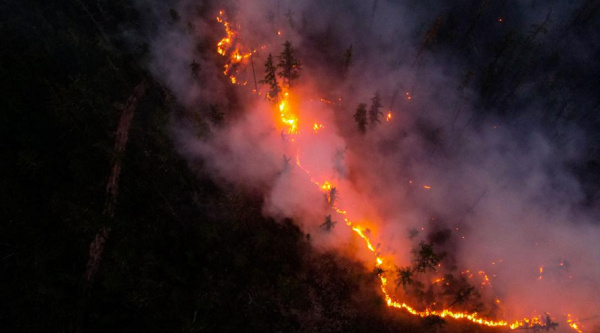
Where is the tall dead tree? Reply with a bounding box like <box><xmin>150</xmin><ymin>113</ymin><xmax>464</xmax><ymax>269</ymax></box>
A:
<box><xmin>83</xmin><ymin>76</ymin><xmax>150</xmax><ymax>286</ymax></box>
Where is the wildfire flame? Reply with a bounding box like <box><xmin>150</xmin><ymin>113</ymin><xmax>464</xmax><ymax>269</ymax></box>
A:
<box><xmin>278</xmin><ymin>91</ymin><xmax>299</xmax><ymax>133</ymax></box>
<box><xmin>216</xmin><ymin>11</ymin><xmax>252</xmax><ymax>85</ymax></box>
<box><xmin>568</xmin><ymin>314</ymin><xmax>584</xmax><ymax>333</ymax></box>
<box><xmin>213</xmin><ymin>9</ymin><xmax>587</xmax><ymax>331</ymax></box>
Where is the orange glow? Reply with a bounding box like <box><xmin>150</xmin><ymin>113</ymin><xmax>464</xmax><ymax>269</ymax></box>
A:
<box><xmin>216</xmin><ymin>11</ymin><xmax>252</xmax><ymax>85</ymax></box>
<box><xmin>215</xmin><ymin>10</ymin><xmax>584</xmax><ymax>330</ymax></box>
<box><xmin>478</xmin><ymin>270</ymin><xmax>491</xmax><ymax>287</ymax></box>
<box><xmin>567</xmin><ymin>314</ymin><xmax>583</xmax><ymax>333</ymax></box>
<box><xmin>278</xmin><ymin>91</ymin><xmax>299</xmax><ymax>133</ymax></box>
<box><xmin>277</xmin><ymin>30</ymin><xmax>282</xmax><ymax>36</ymax></box>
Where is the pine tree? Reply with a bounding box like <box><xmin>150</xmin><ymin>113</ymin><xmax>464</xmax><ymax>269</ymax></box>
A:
<box><xmin>368</xmin><ymin>92</ymin><xmax>383</xmax><ymax>125</ymax></box>
<box><xmin>260</xmin><ymin>53</ymin><xmax>280</xmax><ymax>100</ymax></box>
<box><xmin>353</xmin><ymin>103</ymin><xmax>368</xmax><ymax>134</ymax></box>
<box><xmin>277</xmin><ymin>41</ymin><xmax>302</xmax><ymax>87</ymax></box>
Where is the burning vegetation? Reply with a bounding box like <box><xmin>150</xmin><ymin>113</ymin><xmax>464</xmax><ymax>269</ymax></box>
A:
<box><xmin>9</xmin><ymin>0</ymin><xmax>599</xmax><ymax>332</ymax></box>
<box><xmin>207</xmin><ymin>7</ymin><xmax>596</xmax><ymax>332</ymax></box>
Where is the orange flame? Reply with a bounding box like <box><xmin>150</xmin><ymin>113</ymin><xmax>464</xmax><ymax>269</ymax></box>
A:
<box><xmin>216</xmin><ymin>11</ymin><xmax>252</xmax><ymax>85</ymax></box>
<box><xmin>278</xmin><ymin>91</ymin><xmax>299</xmax><ymax>133</ymax></box>
<box><xmin>214</xmin><ymin>10</ymin><xmax>585</xmax><ymax>330</ymax></box>
<box><xmin>568</xmin><ymin>314</ymin><xmax>583</xmax><ymax>333</ymax></box>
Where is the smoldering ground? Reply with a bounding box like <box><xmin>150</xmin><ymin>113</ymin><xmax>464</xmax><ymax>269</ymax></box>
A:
<box><xmin>142</xmin><ymin>0</ymin><xmax>600</xmax><ymax>328</ymax></box>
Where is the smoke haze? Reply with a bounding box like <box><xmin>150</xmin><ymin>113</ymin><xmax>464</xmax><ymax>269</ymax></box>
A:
<box><xmin>142</xmin><ymin>0</ymin><xmax>600</xmax><ymax>329</ymax></box>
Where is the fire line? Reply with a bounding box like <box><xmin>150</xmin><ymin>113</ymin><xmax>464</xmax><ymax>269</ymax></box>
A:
<box><xmin>213</xmin><ymin>10</ymin><xmax>584</xmax><ymax>332</ymax></box>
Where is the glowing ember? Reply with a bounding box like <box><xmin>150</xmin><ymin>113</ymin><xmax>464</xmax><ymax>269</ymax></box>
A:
<box><xmin>568</xmin><ymin>314</ymin><xmax>583</xmax><ymax>333</ymax></box>
<box><xmin>320</xmin><ymin>97</ymin><xmax>334</xmax><ymax>104</ymax></box>
<box><xmin>320</xmin><ymin>181</ymin><xmax>332</xmax><ymax>192</ymax></box>
<box><xmin>313</xmin><ymin>123</ymin><xmax>324</xmax><ymax>133</ymax></box>
<box><xmin>478</xmin><ymin>270</ymin><xmax>492</xmax><ymax>287</ymax></box>
<box><xmin>386</xmin><ymin>111</ymin><xmax>392</xmax><ymax>122</ymax></box>
<box><xmin>278</xmin><ymin>91</ymin><xmax>299</xmax><ymax>133</ymax></box>
<box><xmin>216</xmin><ymin>11</ymin><xmax>252</xmax><ymax>85</ymax></box>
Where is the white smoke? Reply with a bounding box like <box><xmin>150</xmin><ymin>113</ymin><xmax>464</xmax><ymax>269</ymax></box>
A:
<box><xmin>142</xmin><ymin>0</ymin><xmax>600</xmax><ymax>329</ymax></box>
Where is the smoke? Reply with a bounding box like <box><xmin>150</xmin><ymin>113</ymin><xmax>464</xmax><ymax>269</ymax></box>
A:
<box><xmin>141</xmin><ymin>0</ymin><xmax>600</xmax><ymax>328</ymax></box>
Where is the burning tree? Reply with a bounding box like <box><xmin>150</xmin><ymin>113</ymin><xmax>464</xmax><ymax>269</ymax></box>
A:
<box><xmin>353</xmin><ymin>103</ymin><xmax>368</xmax><ymax>134</ymax></box>
<box><xmin>277</xmin><ymin>40</ymin><xmax>302</xmax><ymax>88</ymax></box>
<box><xmin>327</xmin><ymin>187</ymin><xmax>337</xmax><ymax>206</ymax></box>
<box><xmin>261</xmin><ymin>53</ymin><xmax>280</xmax><ymax>100</ymax></box>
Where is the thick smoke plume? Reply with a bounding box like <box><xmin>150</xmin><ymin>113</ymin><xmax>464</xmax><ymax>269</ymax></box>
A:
<box><xmin>142</xmin><ymin>0</ymin><xmax>600</xmax><ymax>330</ymax></box>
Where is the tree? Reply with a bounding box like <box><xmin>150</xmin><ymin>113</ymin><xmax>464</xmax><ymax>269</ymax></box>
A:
<box><xmin>353</xmin><ymin>103</ymin><xmax>368</xmax><ymax>134</ymax></box>
<box><xmin>260</xmin><ymin>53</ymin><xmax>280</xmax><ymax>100</ymax></box>
<box><xmin>396</xmin><ymin>266</ymin><xmax>414</xmax><ymax>288</ymax></box>
<box><xmin>368</xmin><ymin>92</ymin><xmax>383</xmax><ymax>125</ymax></box>
<box><xmin>325</xmin><ymin>187</ymin><xmax>337</xmax><ymax>206</ymax></box>
<box><xmin>320</xmin><ymin>215</ymin><xmax>337</xmax><ymax>231</ymax></box>
<box><xmin>450</xmin><ymin>286</ymin><xmax>477</xmax><ymax>307</ymax></box>
<box><xmin>412</xmin><ymin>242</ymin><xmax>445</xmax><ymax>273</ymax></box>
<box><xmin>277</xmin><ymin>41</ymin><xmax>302</xmax><ymax>87</ymax></box>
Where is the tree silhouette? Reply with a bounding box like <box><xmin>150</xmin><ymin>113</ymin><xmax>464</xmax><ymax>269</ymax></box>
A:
<box><xmin>396</xmin><ymin>266</ymin><xmax>414</xmax><ymax>288</ymax></box>
<box><xmin>326</xmin><ymin>187</ymin><xmax>337</xmax><ymax>206</ymax></box>
<box><xmin>368</xmin><ymin>92</ymin><xmax>383</xmax><ymax>125</ymax></box>
<box><xmin>412</xmin><ymin>242</ymin><xmax>445</xmax><ymax>273</ymax></box>
<box><xmin>320</xmin><ymin>215</ymin><xmax>337</xmax><ymax>231</ymax></box>
<box><xmin>260</xmin><ymin>53</ymin><xmax>280</xmax><ymax>100</ymax></box>
<box><xmin>277</xmin><ymin>40</ymin><xmax>302</xmax><ymax>88</ymax></box>
<box><xmin>353</xmin><ymin>103</ymin><xmax>368</xmax><ymax>134</ymax></box>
